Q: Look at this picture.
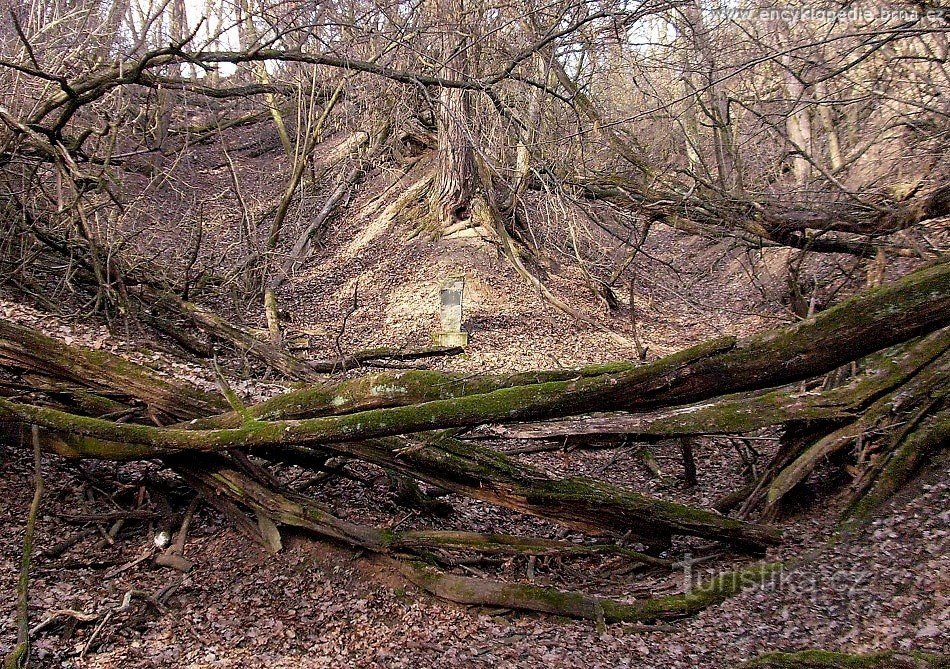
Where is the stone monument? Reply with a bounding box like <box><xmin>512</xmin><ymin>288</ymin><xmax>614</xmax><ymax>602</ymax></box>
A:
<box><xmin>432</xmin><ymin>277</ymin><xmax>468</xmax><ymax>347</ymax></box>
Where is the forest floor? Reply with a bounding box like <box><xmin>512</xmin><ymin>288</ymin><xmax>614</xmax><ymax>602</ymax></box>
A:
<box><xmin>1</xmin><ymin>429</ymin><xmax>946</xmax><ymax>668</ymax></box>
<box><xmin>1</xmin><ymin>127</ymin><xmax>947</xmax><ymax>667</ymax></box>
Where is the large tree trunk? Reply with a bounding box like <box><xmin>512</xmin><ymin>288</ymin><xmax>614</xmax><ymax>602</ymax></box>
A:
<box><xmin>431</xmin><ymin>83</ymin><xmax>476</xmax><ymax>226</ymax></box>
<box><xmin>429</xmin><ymin>1</ymin><xmax>477</xmax><ymax>230</ymax></box>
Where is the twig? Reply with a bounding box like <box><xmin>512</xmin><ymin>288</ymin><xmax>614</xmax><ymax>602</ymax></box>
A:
<box><xmin>680</xmin><ymin>437</ymin><xmax>698</xmax><ymax>487</ymax></box>
<box><xmin>80</xmin><ymin>589</ymin><xmax>166</xmax><ymax>659</ymax></box>
<box><xmin>332</xmin><ymin>281</ymin><xmax>360</xmax><ymax>372</ymax></box>
<box><xmin>212</xmin><ymin>356</ymin><xmax>252</xmax><ymax>422</ymax></box>
<box><xmin>30</xmin><ymin>609</ymin><xmax>99</xmax><ymax>636</ymax></box>
<box><xmin>4</xmin><ymin>426</ymin><xmax>43</xmax><ymax>669</ymax></box>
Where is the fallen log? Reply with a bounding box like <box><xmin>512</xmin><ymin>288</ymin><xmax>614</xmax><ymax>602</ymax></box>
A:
<box><xmin>0</xmin><ymin>319</ymin><xmax>778</xmax><ymax>549</ymax></box>
<box><xmin>0</xmin><ymin>402</ymin><xmax>781</xmax><ymax>549</ymax></box>
<box><xmin>168</xmin><ymin>297</ymin><xmax>321</xmax><ymax>381</ymax></box>
<box><xmin>479</xmin><ymin>329</ymin><xmax>949</xmax><ymax>441</ymax></box>
<box><xmin>740</xmin><ymin>649</ymin><xmax>950</xmax><ymax>669</ymax></box>
<box><xmin>174</xmin><ymin>454</ymin><xmax>668</xmax><ymax>565</ymax></box>
<box><xmin>175</xmin><ymin>455</ymin><xmax>780</xmax><ymax>622</ymax></box>
<box><xmin>765</xmin><ymin>350</ymin><xmax>948</xmax><ymax>508</ymax></box>
<box><xmin>187</xmin><ymin>360</ymin><xmax>639</xmax><ymax>428</ymax></box>
<box><xmin>0</xmin><ymin>321</ymin><xmax>226</xmax><ymax>423</ymax></box>
<box><xmin>402</xmin><ymin>560</ymin><xmax>785</xmax><ymax>624</ymax></box>
<box><xmin>843</xmin><ymin>408</ymin><xmax>949</xmax><ymax>521</ymax></box>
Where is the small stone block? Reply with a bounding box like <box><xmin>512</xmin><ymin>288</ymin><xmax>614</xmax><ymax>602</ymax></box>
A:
<box><xmin>432</xmin><ymin>331</ymin><xmax>469</xmax><ymax>348</ymax></box>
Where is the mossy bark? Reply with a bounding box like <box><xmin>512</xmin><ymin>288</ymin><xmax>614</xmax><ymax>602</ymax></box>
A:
<box><xmin>844</xmin><ymin>407</ymin><xmax>949</xmax><ymax>520</ymax></box>
<box><xmin>740</xmin><ymin>649</ymin><xmax>950</xmax><ymax>668</ymax></box>
<box><xmin>402</xmin><ymin>560</ymin><xmax>785</xmax><ymax>623</ymax></box>
<box><xmin>0</xmin><ymin>320</ymin><xmax>226</xmax><ymax>423</ymax></box>
<box><xmin>766</xmin><ymin>349</ymin><xmax>948</xmax><ymax>508</ymax></box>
<box><xmin>187</xmin><ymin>360</ymin><xmax>641</xmax><ymax>429</ymax></box>
<box><xmin>487</xmin><ymin>329</ymin><xmax>949</xmax><ymax>440</ymax></box>
<box><xmin>1</xmin><ymin>401</ymin><xmax>780</xmax><ymax>549</ymax></box>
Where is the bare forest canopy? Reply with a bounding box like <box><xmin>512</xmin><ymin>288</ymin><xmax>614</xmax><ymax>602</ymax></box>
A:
<box><xmin>0</xmin><ymin>0</ymin><xmax>949</xmax><ymax>666</ymax></box>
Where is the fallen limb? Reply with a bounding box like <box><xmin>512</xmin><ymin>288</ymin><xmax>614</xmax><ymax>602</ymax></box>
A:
<box><xmin>844</xmin><ymin>407</ymin><xmax>950</xmax><ymax>521</ymax></box>
<box><xmin>0</xmin><ymin>321</ymin><xmax>226</xmax><ymax>423</ymax></box>
<box><xmin>765</xmin><ymin>350</ymin><xmax>948</xmax><ymax>507</ymax></box>
<box><xmin>174</xmin><ymin>454</ymin><xmax>670</xmax><ymax>564</ymax></box>
<box><xmin>480</xmin><ymin>329</ymin><xmax>948</xmax><ymax>441</ymax></box>
<box><xmin>401</xmin><ymin>560</ymin><xmax>784</xmax><ymax>623</ymax></box>
<box><xmin>168</xmin><ymin>297</ymin><xmax>321</xmax><ymax>381</ymax></box>
<box><xmin>740</xmin><ymin>649</ymin><xmax>950</xmax><ymax>668</ymax></box>
<box><xmin>187</xmin><ymin>359</ymin><xmax>638</xmax><ymax>428</ymax></box>
<box><xmin>174</xmin><ymin>455</ymin><xmax>779</xmax><ymax>622</ymax></box>
<box><xmin>4</xmin><ymin>427</ymin><xmax>43</xmax><ymax>669</ymax></box>
<box><xmin>3</xmin><ymin>404</ymin><xmax>780</xmax><ymax>549</ymax></box>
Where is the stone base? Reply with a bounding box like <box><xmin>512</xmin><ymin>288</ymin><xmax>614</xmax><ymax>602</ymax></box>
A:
<box><xmin>432</xmin><ymin>331</ymin><xmax>469</xmax><ymax>348</ymax></box>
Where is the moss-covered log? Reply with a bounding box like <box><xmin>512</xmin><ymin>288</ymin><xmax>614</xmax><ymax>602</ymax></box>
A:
<box><xmin>174</xmin><ymin>455</ymin><xmax>777</xmax><ymax>623</ymax></box>
<box><xmin>0</xmin><ymin>321</ymin><xmax>226</xmax><ymax>423</ymax></box>
<box><xmin>402</xmin><ymin>560</ymin><xmax>785</xmax><ymax>623</ymax></box>
<box><xmin>766</xmin><ymin>350</ymin><xmax>948</xmax><ymax>507</ymax></box>
<box><xmin>187</xmin><ymin>360</ymin><xmax>640</xmax><ymax>429</ymax></box>
<box><xmin>740</xmin><ymin>649</ymin><xmax>950</xmax><ymax>668</ymax></box>
<box><xmin>844</xmin><ymin>407</ymin><xmax>950</xmax><ymax>520</ymax></box>
<box><xmin>174</xmin><ymin>455</ymin><xmax>669</xmax><ymax>565</ymax></box>
<box><xmin>482</xmin><ymin>329</ymin><xmax>949</xmax><ymax>441</ymax></box>
<box><xmin>1</xmin><ymin>402</ymin><xmax>780</xmax><ymax>549</ymax></box>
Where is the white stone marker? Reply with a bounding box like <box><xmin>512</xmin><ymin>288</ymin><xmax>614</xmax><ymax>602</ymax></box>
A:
<box><xmin>432</xmin><ymin>277</ymin><xmax>468</xmax><ymax>347</ymax></box>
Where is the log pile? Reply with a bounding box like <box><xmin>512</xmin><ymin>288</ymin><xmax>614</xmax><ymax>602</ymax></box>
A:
<box><xmin>1</xmin><ymin>260</ymin><xmax>948</xmax><ymax>622</ymax></box>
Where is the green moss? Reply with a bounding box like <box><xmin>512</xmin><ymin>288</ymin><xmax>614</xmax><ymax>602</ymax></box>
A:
<box><xmin>740</xmin><ymin>649</ymin><xmax>950</xmax><ymax>668</ymax></box>
<box><xmin>186</xmin><ymin>357</ymin><xmax>645</xmax><ymax>429</ymax></box>
<box><xmin>601</xmin><ymin>561</ymin><xmax>785</xmax><ymax>622</ymax></box>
